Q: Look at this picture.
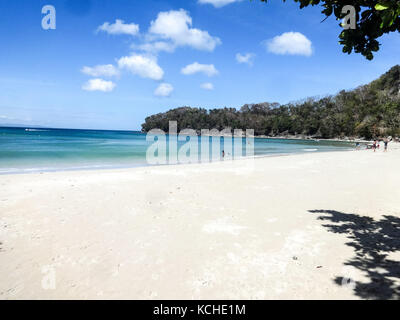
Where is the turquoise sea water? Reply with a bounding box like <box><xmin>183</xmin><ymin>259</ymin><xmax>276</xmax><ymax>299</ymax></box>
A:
<box><xmin>0</xmin><ymin>127</ymin><xmax>355</xmax><ymax>174</ymax></box>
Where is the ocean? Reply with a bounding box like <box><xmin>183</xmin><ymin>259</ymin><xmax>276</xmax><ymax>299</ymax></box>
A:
<box><xmin>0</xmin><ymin>127</ymin><xmax>355</xmax><ymax>174</ymax></box>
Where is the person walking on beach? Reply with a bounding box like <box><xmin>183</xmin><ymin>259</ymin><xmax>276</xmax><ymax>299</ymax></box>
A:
<box><xmin>372</xmin><ymin>140</ymin><xmax>377</xmax><ymax>152</ymax></box>
<box><xmin>384</xmin><ymin>138</ymin><xmax>390</xmax><ymax>152</ymax></box>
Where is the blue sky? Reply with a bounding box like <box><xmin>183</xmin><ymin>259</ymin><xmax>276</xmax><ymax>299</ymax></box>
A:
<box><xmin>0</xmin><ymin>0</ymin><xmax>399</xmax><ymax>130</ymax></box>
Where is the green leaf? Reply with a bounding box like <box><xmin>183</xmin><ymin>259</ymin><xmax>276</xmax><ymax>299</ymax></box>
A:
<box><xmin>375</xmin><ymin>4</ymin><xmax>389</xmax><ymax>11</ymax></box>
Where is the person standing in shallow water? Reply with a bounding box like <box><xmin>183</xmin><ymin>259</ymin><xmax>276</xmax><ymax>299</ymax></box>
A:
<box><xmin>222</xmin><ymin>150</ymin><xmax>225</xmax><ymax>158</ymax></box>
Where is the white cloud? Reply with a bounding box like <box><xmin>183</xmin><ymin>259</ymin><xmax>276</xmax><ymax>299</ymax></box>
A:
<box><xmin>181</xmin><ymin>62</ymin><xmax>219</xmax><ymax>77</ymax></box>
<box><xmin>154</xmin><ymin>83</ymin><xmax>174</xmax><ymax>97</ymax></box>
<box><xmin>149</xmin><ymin>9</ymin><xmax>221</xmax><ymax>51</ymax></box>
<box><xmin>81</xmin><ymin>64</ymin><xmax>120</xmax><ymax>77</ymax></box>
<box><xmin>82</xmin><ymin>79</ymin><xmax>116</xmax><ymax>92</ymax></box>
<box><xmin>0</xmin><ymin>115</ymin><xmax>14</xmax><ymax>120</ymax></box>
<box><xmin>200</xmin><ymin>82</ymin><xmax>214</xmax><ymax>90</ymax></box>
<box><xmin>264</xmin><ymin>32</ymin><xmax>313</xmax><ymax>56</ymax></box>
<box><xmin>97</xmin><ymin>19</ymin><xmax>139</xmax><ymax>36</ymax></box>
<box><xmin>198</xmin><ymin>0</ymin><xmax>243</xmax><ymax>8</ymax></box>
<box><xmin>236</xmin><ymin>53</ymin><xmax>255</xmax><ymax>66</ymax></box>
<box><xmin>131</xmin><ymin>41</ymin><xmax>176</xmax><ymax>53</ymax></box>
<box><xmin>118</xmin><ymin>54</ymin><xmax>164</xmax><ymax>80</ymax></box>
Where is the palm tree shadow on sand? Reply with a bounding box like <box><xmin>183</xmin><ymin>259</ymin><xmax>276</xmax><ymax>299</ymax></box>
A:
<box><xmin>309</xmin><ymin>209</ymin><xmax>400</xmax><ymax>300</ymax></box>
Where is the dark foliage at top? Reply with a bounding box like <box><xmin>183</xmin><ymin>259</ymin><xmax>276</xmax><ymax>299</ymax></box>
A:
<box><xmin>142</xmin><ymin>66</ymin><xmax>400</xmax><ymax>139</ymax></box>
<box><xmin>258</xmin><ymin>0</ymin><xmax>400</xmax><ymax>60</ymax></box>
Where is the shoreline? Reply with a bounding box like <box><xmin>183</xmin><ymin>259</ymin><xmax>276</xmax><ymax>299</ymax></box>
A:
<box><xmin>255</xmin><ymin>136</ymin><xmax>371</xmax><ymax>143</ymax></box>
<box><xmin>0</xmin><ymin>146</ymin><xmax>355</xmax><ymax>176</ymax></box>
<box><xmin>1</xmin><ymin>147</ymin><xmax>399</xmax><ymax>299</ymax></box>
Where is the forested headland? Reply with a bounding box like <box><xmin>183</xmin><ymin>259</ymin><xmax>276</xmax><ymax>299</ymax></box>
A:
<box><xmin>142</xmin><ymin>65</ymin><xmax>400</xmax><ymax>140</ymax></box>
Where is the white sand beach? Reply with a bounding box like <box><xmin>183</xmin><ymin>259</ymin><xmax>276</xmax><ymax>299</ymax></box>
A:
<box><xmin>1</xmin><ymin>146</ymin><xmax>399</xmax><ymax>300</ymax></box>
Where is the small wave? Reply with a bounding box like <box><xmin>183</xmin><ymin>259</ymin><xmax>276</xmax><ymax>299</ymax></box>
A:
<box><xmin>0</xmin><ymin>163</ymin><xmax>141</xmax><ymax>175</ymax></box>
<box><xmin>0</xmin><ymin>167</ymin><xmax>58</xmax><ymax>174</ymax></box>
<box><xmin>303</xmin><ymin>148</ymin><xmax>318</xmax><ymax>152</ymax></box>
<box><xmin>25</xmin><ymin>129</ymin><xmax>49</xmax><ymax>132</ymax></box>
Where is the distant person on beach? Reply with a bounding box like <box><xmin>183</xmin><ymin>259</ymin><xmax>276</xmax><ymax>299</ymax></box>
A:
<box><xmin>355</xmin><ymin>142</ymin><xmax>360</xmax><ymax>150</ymax></box>
<box><xmin>384</xmin><ymin>138</ymin><xmax>390</xmax><ymax>152</ymax></box>
<box><xmin>222</xmin><ymin>150</ymin><xmax>225</xmax><ymax>158</ymax></box>
<box><xmin>372</xmin><ymin>140</ymin><xmax>377</xmax><ymax>152</ymax></box>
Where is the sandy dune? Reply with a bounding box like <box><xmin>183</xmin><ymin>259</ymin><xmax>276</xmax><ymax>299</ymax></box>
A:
<box><xmin>1</xmin><ymin>146</ymin><xmax>399</xmax><ymax>299</ymax></box>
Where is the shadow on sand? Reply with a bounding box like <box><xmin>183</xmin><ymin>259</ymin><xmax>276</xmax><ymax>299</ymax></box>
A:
<box><xmin>309</xmin><ymin>209</ymin><xmax>400</xmax><ymax>300</ymax></box>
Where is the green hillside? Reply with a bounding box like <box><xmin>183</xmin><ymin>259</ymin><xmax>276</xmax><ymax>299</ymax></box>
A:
<box><xmin>142</xmin><ymin>65</ymin><xmax>400</xmax><ymax>139</ymax></box>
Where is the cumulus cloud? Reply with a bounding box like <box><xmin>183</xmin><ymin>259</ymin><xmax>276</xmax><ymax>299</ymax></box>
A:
<box><xmin>236</xmin><ymin>53</ymin><xmax>255</xmax><ymax>66</ymax></box>
<box><xmin>181</xmin><ymin>62</ymin><xmax>219</xmax><ymax>77</ymax></box>
<box><xmin>131</xmin><ymin>41</ymin><xmax>176</xmax><ymax>54</ymax></box>
<box><xmin>264</xmin><ymin>32</ymin><xmax>313</xmax><ymax>56</ymax></box>
<box><xmin>82</xmin><ymin>79</ymin><xmax>116</xmax><ymax>92</ymax></box>
<box><xmin>118</xmin><ymin>54</ymin><xmax>164</xmax><ymax>80</ymax></box>
<box><xmin>154</xmin><ymin>83</ymin><xmax>174</xmax><ymax>97</ymax></box>
<box><xmin>81</xmin><ymin>64</ymin><xmax>120</xmax><ymax>77</ymax></box>
<box><xmin>198</xmin><ymin>0</ymin><xmax>243</xmax><ymax>8</ymax></box>
<box><xmin>200</xmin><ymin>82</ymin><xmax>214</xmax><ymax>90</ymax></box>
<box><xmin>148</xmin><ymin>9</ymin><xmax>221</xmax><ymax>51</ymax></box>
<box><xmin>97</xmin><ymin>19</ymin><xmax>139</xmax><ymax>36</ymax></box>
